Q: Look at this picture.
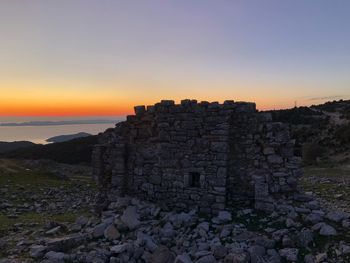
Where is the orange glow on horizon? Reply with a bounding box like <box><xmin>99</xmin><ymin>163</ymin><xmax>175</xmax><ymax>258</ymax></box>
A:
<box><xmin>0</xmin><ymin>105</ymin><xmax>132</xmax><ymax>117</ymax></box>
<box><xmin>0</xmin><ymin>98</ymin><xmax>133</xmax><ymax>116</ymax></box>
<box><xmin>0</xmin><ymin>98</ymin><xmax>308</xmax><ymax>116</ymax></box>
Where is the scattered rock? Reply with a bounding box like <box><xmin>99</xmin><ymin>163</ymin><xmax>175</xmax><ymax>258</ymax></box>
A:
<box><xmin>279</xmin><ymin>248</ymin><xmax>299</xmax><ymax>262</ymax></box>
<box><xmin>326</xmin><ymin>211</ymin><xmax>349</xmax><ymax>223</ymax></box>
<box><xmin>149</xmin><ymin>245</ymin><xmax>175</xmax><ymax>263</ymax></box>
<box><xmin>319</xmin><ymin>224</ymin><xmax>337</xmax><ymax>236</ymax></box>
<box><xmin>110</xmin><ymin>243</ymin><xmax>130</xmax><ymax>254</ymax></box>
<box><xmin>315</xmin><ymin>253</ymin><xmax>327</xmax><ymax>262</ymax></box>
<box><xmin>121</xmin><ymin>206</ymin><xmax>140</xmax><ymax>230</ymax></box>
<box><xmin>29</xmin><ymin>245</ymin><xmax>47</xmax><ymax>258</ymax></box>
<box><xmin>175</xmin><ymin>253</ymin><xmax>193</xmax><ymax>263</ymax></box>
<box><xmin>195</xmin><ymin>254</ymin><xmax>216</xmax><ymax>263</ymax></box>
<box><xmin>104</xmin><ymin>224</ymin><xmax>120</xmax><ymax>240</ymax></box>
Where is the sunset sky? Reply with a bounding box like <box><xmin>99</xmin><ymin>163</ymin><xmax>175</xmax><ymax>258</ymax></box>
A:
<box><xmin>1</xmin><ymin>0</ymin><xmax>350</xmax><ymax>116</ymax></box>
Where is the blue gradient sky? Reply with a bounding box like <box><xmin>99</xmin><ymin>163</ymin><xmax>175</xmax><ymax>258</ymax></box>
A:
<box><xmin>1</xmin><ymin>0</ymin><xmax>349</xmax><ymax>115</ymax></box>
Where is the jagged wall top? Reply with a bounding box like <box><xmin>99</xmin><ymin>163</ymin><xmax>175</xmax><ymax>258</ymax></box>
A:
<box><xmin>130</xmin><ymin>99</ymin><xmax>257</xmax><ymax>118</ymax></box>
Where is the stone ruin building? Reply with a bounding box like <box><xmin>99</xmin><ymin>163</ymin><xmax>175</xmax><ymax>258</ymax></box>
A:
<box><xmin>92</xmin><ymin>99</ymin><xmax>303</xmax><ymax>215</ymax></box>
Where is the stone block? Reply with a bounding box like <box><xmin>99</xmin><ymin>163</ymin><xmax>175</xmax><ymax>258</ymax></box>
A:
<box><xmin>160</xmin><ymin>100</ymin><xmax>175</xmax><ymax>106</ymax></box>
<box><xmin>134</xmin><ymin>105</ymin><xmax>146</xmax><ymax>115</ymax></box>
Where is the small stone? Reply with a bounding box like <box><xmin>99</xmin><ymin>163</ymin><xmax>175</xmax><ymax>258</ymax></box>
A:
<box><xmin>340</xmin><ymin>244</ymin><xmax>350</xmax><ymax>255</ymax></box>
<box><xmin>93</xmin><ymin>222</ymin><xmax>109</xmax><ymax>238</ymax></box>
<box><xmin>46</xmin><ymin>234</ymin><xmax>86</xmax><ymax>252</ymax></box>
<box><xmin>272</xmin><ymin>229</ymin><xmax>289</xmax><ymax>242</ymax></box>
<box><xmin>267</xmin><ymin>155</ymin><xmax>283</xmax><ymax>164</ymax></box>
<box><xmin>212</xmin><ymin>244</ymin><xmax>228</xmax><ymax>259</ymax></box>
<box><xmin>266</xmin><ymin>249</ymin><xmax>281</xmax><ymax>263</ymax></box>
<box><xmin>342</xmin><ymin>219</ymin><xmax>350</xmax><ymax>228</ymax></box>
<box><xmin>195</xmin><ymin>254</ymin><xmax>216</xmax><ymax>263</ymax></box>
<box><xmin>296</xmin><ymin>228</ymin><xmax>313</xmax><ymax>247</ymax></box>
<box><xmin>45</xmin><ymin>226</ymin><xmax>61</xmax><ymax>235</ymax></box>
<box><xmin>30</xmin><ymin>245</ymin><xmax>47</xmax><ymax>258</ymax></box>
<box><xmin>326</xmin><ymin>211</ymin><xmax>349</xmax><ymax>223</ymax></box>
<box><xmin>110</xmin><ymin>243</ymin><xmax>129</xmax><ymax>254</ymax></box>
<box><xmin>45</xmin><ymin>251</ymin><xmax>68</xmax><ymax>261</ymax></box>
<box><xmin>216</xmin><ymin>211</ymin><xmax>232</xmax><ymax>223</ymax></box>
<box><xmin>305</xmin><ymin>213</ymin><xmax>323</xmax><ymax>224</ymax></box>
<box><xmin>175</xmin><ymin>253</ymin><xmax>192</xmax><ymax>263</ymax></box>
<box><xmin>104</xmin><ymin>224</ymin><xmax>120</xmax><ymax>240</ymax></box>
<box><xmin>319</xmin><ymin>224</ymin><xmax>337</xmax><ymax>236</ymax></box>
<box><xmin>220</xmin><ymin>225</ymin><xmax>232</xmax><ymax>238</ymax></box>
<box><xmin>304</xmin><ymin>254</ymin><xmax>315</xmax><ymax>263</ymax></box>
<box><xmin>315</xmin><ymin>253</ymin><xmax>327</xmax><ymax>262</ymax></box>
<box><xmin>248</xmin><ymin>245</ymin><xmax>266</xmax><ymax>262</ymax></box>
<box><xmin>75</xmin><ymin>216</ymin><xmax>89</xmax><ymax>226</ymax></box>
<box><xmin>223</xmin><ymin>252</ymin><xmax>250</xmax><ymax>263</ymax></box>
<box><xmin>282</xmin><ymin>235</ymin><xmax>294</xmax><ymax>248</ymax></box>
<box><xmin>286</xmin><ymin>218</ymin><xmax>296</xmax><ymax>228</ymax></box>
<box><xmin>279</xmin><ymin>248</ymin><xmax>298</xmax><ymax>262</ymax></box>
<box><xmin>121</xmin><ymin>206</ymin><xmax>140</xmax><ymax>230</ymax></box>
<box><xmin>149</xmin><ymin>245</ymin><xmax>175</xmax><ymax>263</ymax></box>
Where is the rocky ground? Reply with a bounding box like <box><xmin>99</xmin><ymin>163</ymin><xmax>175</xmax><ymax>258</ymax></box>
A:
<box><xmin>1</xmin><ymin>159</ymin><xmax>350</xmax><ymax>263</ymax></box>
<box><xmin>0</xmin><ymin>159</ymin><xmax>96</xmax><ymax>261</ymax></box>
<box><xmin>302</xmin><ymin>164</ymin><xmax>350</xmax><ymax>213</ymax></box>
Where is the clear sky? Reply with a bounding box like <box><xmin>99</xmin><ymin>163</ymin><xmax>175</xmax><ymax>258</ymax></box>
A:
<box><xmin>1</xmin><ymin>0</ymin><xmax>349</xmax><ymax>116</ymax></box>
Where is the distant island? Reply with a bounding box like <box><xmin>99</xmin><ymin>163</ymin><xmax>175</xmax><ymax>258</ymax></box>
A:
<box><xmin>0</xmin><ymin>119</ymin><xmax>119</xmax><ymax>127</ymax></box>
<box><xmin>46</xmin><ymin>132</ymin><xmax>92</xmax><ymax>143</ymax></box>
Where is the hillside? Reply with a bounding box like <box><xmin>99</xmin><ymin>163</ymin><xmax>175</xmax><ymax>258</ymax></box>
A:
<box><xmin>0</xmin><ymin>141</ymin><xmax>36</xmax><ymax>153</ymax></box>
<box><xmin>269</xmin><ymin>99</ymin><xmax>350</xmax><ymax>165</ymax></box>
<box><xmin>0</xmin><ymin>135</ymin><xmax>98</xmax><ymax>165</ymax></box>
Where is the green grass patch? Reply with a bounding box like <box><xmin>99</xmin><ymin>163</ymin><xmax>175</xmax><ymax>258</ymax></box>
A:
<box><xmin>302</xmin><ymin>165</ymin><xmax>350</xmax><ymax>203</ymax></box>
<box><xmin>0</xmin><ymin>210</ymin><xmax>91</xmax><ymax>237</ymax></box>
<box><xmin>304</xmin><ymin>165</ymin><xmax>350</xmax><ymax>179</ymax></box>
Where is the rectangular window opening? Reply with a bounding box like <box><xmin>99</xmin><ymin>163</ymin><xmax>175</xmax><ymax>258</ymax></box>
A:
<box><xmin>189</xmin><ymin>172</ymin><xmax>201</xmax><ymax>188</ymax></box>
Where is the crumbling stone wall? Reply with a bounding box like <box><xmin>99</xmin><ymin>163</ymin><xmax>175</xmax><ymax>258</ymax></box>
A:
<box><xmin>92</xmin><ymin>100</ymin><xmax>302</xmax><ymax>214</ymax></box>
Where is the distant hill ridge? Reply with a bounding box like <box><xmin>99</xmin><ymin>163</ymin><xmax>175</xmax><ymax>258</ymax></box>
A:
<box><xmin>268</xmin><ymin>99</ymin><xmax>350</xmax><ymax>164</ymax></box>
<box><xmin>0</xmin><ymin>136</ymin><xmax>98</xmax><ymax>165</ymax></box>
<box><xmin>46</xmin><ymin>132</ymin><xmax>92</xmax><ymax>143</ymax></box>
<box><xmin>0</xmin><ymin>141</ymin><xmax>36</xmax><ymax>153</ymax></box>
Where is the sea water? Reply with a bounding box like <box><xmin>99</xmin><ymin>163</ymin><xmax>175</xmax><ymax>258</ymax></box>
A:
<box><xmin>0</xmin><ymin>116</ymin><xmax>123</xmax><ymax>144</ymax></box>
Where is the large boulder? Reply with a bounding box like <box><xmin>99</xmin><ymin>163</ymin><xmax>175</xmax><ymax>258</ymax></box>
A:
<box><xmin>121</xmin><ymin>206</ymin><xmax>141</xmax><ymax>230</ymax></box>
